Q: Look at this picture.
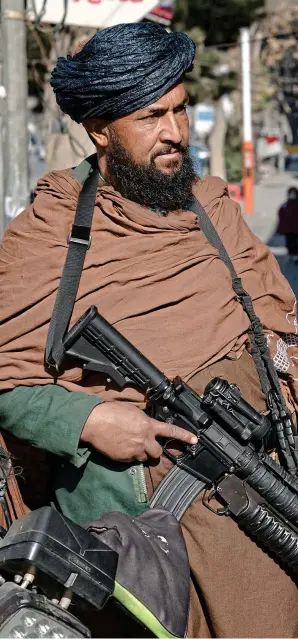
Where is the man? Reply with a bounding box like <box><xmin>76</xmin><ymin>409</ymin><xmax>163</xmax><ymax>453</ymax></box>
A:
<box><xmin>277</xmin><ymin>186</ymin><xmax>298</xmax><ymax>262</ymax></box>
<box><xmin>1</xmin><ymin>22</ymin><xmax>298</xmax><ymax>637</ymax></box>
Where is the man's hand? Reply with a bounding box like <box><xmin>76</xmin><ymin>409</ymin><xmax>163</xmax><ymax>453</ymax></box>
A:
<box><xmin>81</xmin><ymin>401</ymin><xmax>198</xmax><ymax>463</ymax></box>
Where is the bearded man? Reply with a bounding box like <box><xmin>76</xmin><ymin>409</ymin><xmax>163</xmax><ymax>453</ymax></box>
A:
<box><xmin>1</xmin><ymin>22</ymin><xmax>298</xmax><ymax>637</ymax></box>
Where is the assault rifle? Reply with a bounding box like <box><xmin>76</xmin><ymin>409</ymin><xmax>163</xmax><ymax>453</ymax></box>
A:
<box><xmin>63</xmin><ymin>306</ymin><xmax>298</xmax><ymax>573</ymax></box>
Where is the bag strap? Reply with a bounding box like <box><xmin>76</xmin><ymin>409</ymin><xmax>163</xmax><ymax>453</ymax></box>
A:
<box><xmin>46</xmin><ymin>154</ymin><xmax>99</xmax><ymax>369</ymax></box>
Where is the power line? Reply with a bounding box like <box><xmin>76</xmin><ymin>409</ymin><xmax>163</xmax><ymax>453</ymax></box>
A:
<box><xmin>30</xmin><ymin>0</ymin><xmax>47</xmax><ymax>25</ymax></box>
<box><xmin>28</xmin><ymin>19</ymin><xmax>298</xmax><ymax>60</ymax></box>
<box><xmin>191</xmin><ymin>3</ymin><xmax>298</xmax><ymax>51</ymax></box>
<box><xmin>202</xmin><ymin>28</ymin><xmax>298</xmax><ymax>52</ymax></box>
<box><xmin>23</xmin><ymin>0</ymin><xmax>298</xmax><ymax>53</ymax></box>
<box><xmin>27</xmin><ymin>0</ymin><xmax>69</xmax><ymax>33</ymax></box>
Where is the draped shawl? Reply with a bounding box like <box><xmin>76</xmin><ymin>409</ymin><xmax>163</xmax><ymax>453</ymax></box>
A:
<box><xmin>0</xmin><ymin>170</ymin><xmax>297</xmax><ymax>406</ymax></box>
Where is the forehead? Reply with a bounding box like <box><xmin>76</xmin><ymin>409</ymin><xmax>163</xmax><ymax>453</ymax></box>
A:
<box><xmin>127</xmin><ymin>82</ymin><xmax>187</xmax><ymax>119</ymax></box>
<box><xmin>147</xmin><ymin>81</ymin><xmax>187</xmax><ymax>108</ymax></box>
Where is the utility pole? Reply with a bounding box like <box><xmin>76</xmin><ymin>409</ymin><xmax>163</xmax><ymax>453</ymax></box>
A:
<box><xmin>0</xmin><ymin>36</ymin><xmax>5</xmax><ymax>238</ymax></box>
<box><xmin>240</xmin><ymin>27</ymin><xmax>254</xmax><ymax>216</ymax></box>
<box><xmin>1</xmin><ymin>0</ymin><xmax>29</xmax><ymax>228</ymax></box>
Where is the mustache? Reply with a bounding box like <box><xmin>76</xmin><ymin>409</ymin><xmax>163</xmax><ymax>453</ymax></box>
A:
<box><xmin>152</xmin><ymin>142</ymin><xmax>187</xmax><ymax>159</ymax></box>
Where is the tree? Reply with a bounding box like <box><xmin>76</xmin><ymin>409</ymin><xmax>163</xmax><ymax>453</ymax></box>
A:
<box><xmin>172</xmin><ymin>0</ymin><xmax>265</xmax><ymax>179</ymax></box>
<box><xmin>261</xmin><ymin>3</ymin><xmax>298</xmax><ymax>144</ymax></box>
<box><xmin>27</xmin><ymin>25</ymin><xmax>96</xmax><ymax>172</ymax></box>
<box><xmin>174</xmin><ymin>0</ymin><xmax>264</xmax><ymax>44</ymax></box>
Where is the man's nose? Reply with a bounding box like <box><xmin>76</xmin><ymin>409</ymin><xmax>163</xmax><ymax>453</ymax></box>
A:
<box><xmin>160</xmin><ymin>113</ymin><xmax>182</xmax><ymax>145</ymax></box>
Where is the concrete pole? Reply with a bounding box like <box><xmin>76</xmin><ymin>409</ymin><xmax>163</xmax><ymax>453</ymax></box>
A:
<box><xmin>240</xmin><ymin>27</ymin><xmax>254</xmax><ymax>216</ymax></box>
<box><xmin>1</xmin><ymin>0</ymin><xmax>29</xmax><ymax>228</ymax></box>
<box><xmin>0</xmin><ymin>39</ymin><xmax>5</xmax><ymax>238</ymax></box>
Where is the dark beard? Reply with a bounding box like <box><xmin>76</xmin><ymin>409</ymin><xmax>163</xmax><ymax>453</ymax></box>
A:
<box><xmin>105</xmin><ymin>132</ymin><xmax>196</xmax><ymax>213</ymax></box>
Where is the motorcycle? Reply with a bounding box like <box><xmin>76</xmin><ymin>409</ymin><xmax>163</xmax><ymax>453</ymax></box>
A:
<box><xmin>0</xmin><ymin>503</ymin><xmax>189</xmax><ymax>639</ymax></box>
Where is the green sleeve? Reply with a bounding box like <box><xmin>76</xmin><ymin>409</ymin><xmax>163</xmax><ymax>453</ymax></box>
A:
<box><xmin>0</xmin><ymin>385</ymin><xmax>104</xmax><ymax>468</ymax></box>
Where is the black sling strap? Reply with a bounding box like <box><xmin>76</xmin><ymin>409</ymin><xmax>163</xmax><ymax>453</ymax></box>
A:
<box><xmin>46</xmin><ymin>155</ymin><xmax>99</xmax><ymax>369</ymax></box>
<box><xmin>190</xmin><ymin>197</ymin><xmax>298</xmax><ymax>474</ymax></box>
<box><xmin>190</xmin><ymin>197</ymin><xmax>275</xmax><ymax>400</ymax></box>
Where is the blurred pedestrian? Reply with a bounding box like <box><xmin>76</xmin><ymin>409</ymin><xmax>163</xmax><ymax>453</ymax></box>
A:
<box><xmin>277</xmin><ymin>186</ymin><xmax>298</xmax><ymax>261</ymax></box>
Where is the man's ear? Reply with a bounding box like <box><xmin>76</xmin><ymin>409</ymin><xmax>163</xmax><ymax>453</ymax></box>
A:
<box><xmin>83</xmin><ymin>119</ymin><xmax>109</xmax><ymax>148</ymax></box>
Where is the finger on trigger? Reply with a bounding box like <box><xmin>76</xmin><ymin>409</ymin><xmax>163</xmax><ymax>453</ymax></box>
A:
<box><xmin>155</xmin><ymin>420</ymin><xmax>198</xmax><ymax>445</ymax></box>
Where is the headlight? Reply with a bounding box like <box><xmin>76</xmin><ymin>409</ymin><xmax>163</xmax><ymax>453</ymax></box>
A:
<box><xmin>1</xmin><ymin>608</ymin><xmax>83</xmax><ymax>638</ymax></box>
<box><xmin>0</xmin><ymin>584</ymin><xmax>89</xmax><ymax>638</ymax></box>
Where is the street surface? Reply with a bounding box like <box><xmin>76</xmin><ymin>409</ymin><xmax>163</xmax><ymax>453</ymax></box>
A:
<box><xmin>244</xmin><ymin>172</ymin><xmax>298</xmax><ymax>300</ymax></box>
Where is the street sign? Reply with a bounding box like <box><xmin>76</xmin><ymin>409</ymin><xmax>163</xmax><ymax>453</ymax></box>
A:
<box><xmin>27</xmin><ymin>0</ymin><xmax>159</xmax><ymax>29</ymax></box>
<box><xmin>257</xmin><ymin>136</ymin><xmax>282</xmax><ymax>160</ymax></box>
<box><xmin>193</xmin><ymin>104</ymin><xmax>215</xmax><ymax>138</ymax></box>
<box><xmin>146</xmin><ymin>0</ymin><xmax>175</xmax><ymax>25</ymax></box>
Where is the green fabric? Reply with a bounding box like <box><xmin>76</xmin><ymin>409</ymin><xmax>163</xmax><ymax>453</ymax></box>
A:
<box><xmin>113</xmin><ymin>582</ymin><xmax>178</xmax><ymax>639</ymax></box>
<box><xmin>0</xmin><ymin>385</ymin><xmax>148</xmax><ymax>524</ymax></box>
<box><xmin>0</xmin><ymin>385</ymin><xmax>97</xmax><ymax>467</ymax></box>
<box><xmin>70</xmin><ymin>154</ymin><xmax>96</xmax><ymax>186</ymax></box>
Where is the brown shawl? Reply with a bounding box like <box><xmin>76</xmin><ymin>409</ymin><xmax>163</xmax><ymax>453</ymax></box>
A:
<box><xmin>0</xmin><ymin>169</ymin><xmax>297</xmax><ymax>406</ymax></box>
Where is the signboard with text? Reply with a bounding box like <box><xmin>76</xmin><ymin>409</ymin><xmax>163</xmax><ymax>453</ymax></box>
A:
<box><xmin>146</xmin><ymin>0</ymin><xmax>175</xmax><ymax>25</ymax></box>
<box><xmin>27</xmin><ymin>0</ymin><xmax>159</xmax><ymax>28</ymax></box>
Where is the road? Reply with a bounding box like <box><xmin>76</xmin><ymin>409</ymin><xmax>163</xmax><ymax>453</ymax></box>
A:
<box><xmin>244</xmin><ymin>173</ymin><xmax>298</xmax><ymax>300</ymax></box>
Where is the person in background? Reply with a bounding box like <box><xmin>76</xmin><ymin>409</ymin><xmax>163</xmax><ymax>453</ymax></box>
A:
<box><xmin>277</xmin><ymin>186</ymin><xmax>298</xmax><ymax>261</ymax></box>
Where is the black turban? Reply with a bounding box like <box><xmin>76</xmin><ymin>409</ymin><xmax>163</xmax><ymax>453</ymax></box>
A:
<box><xmin>50</xmin><ymin>22</ymin><xmax>195</xmax><ymax>123</ymax></box>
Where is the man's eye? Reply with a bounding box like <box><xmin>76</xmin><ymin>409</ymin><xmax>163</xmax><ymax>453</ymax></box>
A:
<box><xmin>138</xmin><ymin>115</ymin><xmax>159</xmax><ymax>123</ymax></box>
<box><xmin>145</xmin><ymin>113</ymin><xmax>160</xmax><ymax>120</ymax></box>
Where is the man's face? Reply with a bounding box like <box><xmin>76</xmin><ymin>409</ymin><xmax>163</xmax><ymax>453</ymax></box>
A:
<box><xmin>90</xmin><ymin>81</ymin><xmax>196</xmax><ymax>212</ymax></box>
<box><xmin>109</xmin><ymin>82</ymin><xmax>189</xmax><ymax>175</ymax></box>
